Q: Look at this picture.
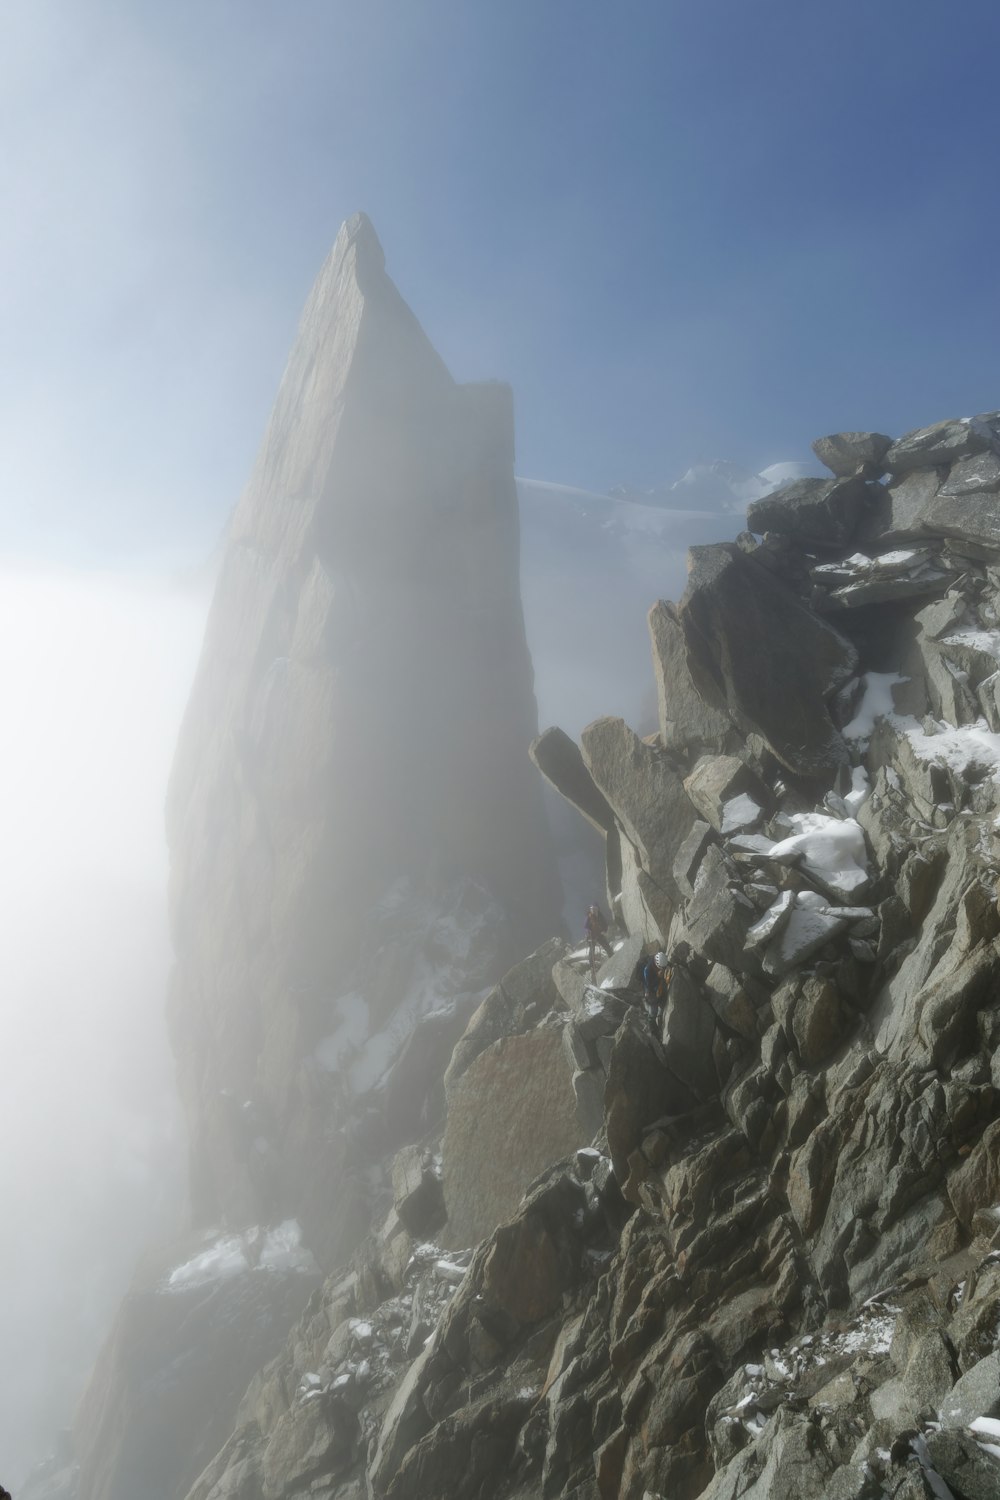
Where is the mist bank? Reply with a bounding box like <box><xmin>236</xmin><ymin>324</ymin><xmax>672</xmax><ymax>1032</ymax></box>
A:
<box><xmin>0</xmin><ymin>567</ymin><xmax>206</xmax><ymax>1486</ymax></box>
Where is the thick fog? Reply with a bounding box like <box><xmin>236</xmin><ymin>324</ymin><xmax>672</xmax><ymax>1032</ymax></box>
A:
<box><xmin>0</xmin><ymin>493</ymin><xmax>732</xmax><ymax>1485</ymax></box>
<box><xmin>0</xmin><ymin>568</ymin><xmax>206</xmax><ymax>1487</ymax></box>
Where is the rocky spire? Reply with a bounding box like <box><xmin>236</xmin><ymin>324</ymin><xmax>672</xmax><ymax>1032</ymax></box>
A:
<box><xmin>165</xmin><ymin>213</ymin><xmax>561</xmax><ymax>1234</ymax></box>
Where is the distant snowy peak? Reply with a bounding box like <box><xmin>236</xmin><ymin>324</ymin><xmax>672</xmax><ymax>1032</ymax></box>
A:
<box><xmin>610</xmin><ymin>458</ymin><xmax>818</xmax><ymax>514</ymax></box>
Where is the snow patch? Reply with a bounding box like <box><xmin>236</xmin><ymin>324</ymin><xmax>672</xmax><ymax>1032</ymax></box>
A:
<box><xmin>842</xmin><ymin>672</ymin><xmax>908</xmax><ymax>743</ymax></box>
<box><xmin>166</xmin><ymin>1219</ymin><xmax>316</xmax><ymax>1290</ymax></box>
<box><xmin>167</xmin><ymin>1235</ymin><xmax>249</xmax><ymax>1289</ymax></box>
<box><xmin>258</xmin><ymin>1219</ymin><xmax>317</xmax><ymax>1274</ymax></box>
<box><xmin>843</xmin><ymin>765</ymin><xmax>871</xmax><ymax>815</ymax></box>
<box><xmin>767</xmin><ymin>813</ymin><xmax>869</xmax><ymax>896</ymax></box>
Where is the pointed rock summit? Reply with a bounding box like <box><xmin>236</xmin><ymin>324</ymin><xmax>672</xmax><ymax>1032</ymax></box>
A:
<box><xmin>167</xmin><ymin>213</ymin><xmax>561</xmax><ymax>1234</ymax></box>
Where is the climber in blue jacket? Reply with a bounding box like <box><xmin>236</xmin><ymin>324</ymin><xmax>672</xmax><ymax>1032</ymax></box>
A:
<box><xmin>642</xmin><ymin>950</ymin><xmax>672</xmax><ymax>1033</ymax></box>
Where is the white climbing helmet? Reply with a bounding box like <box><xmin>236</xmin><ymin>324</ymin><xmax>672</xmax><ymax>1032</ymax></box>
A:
<box><xmin>654</xmin><ymin>951</ymin><xmax>668</xmax><ymax>969</ymax></box>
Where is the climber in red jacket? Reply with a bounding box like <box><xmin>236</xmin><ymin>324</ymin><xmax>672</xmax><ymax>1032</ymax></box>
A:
<box><xmin>585</xmin><ymin>903</ymin><xmax>613</xmax><ymax>979</ymax></box>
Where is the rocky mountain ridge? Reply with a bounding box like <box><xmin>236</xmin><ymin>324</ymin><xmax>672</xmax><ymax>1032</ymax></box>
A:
<box><xmin>21</xmin><ymin>217</ymin><xmax>1000</xmax><ymax>1500</ymax></box>
<box><xmin>150</xmin><ymin>410</ymin><xmax>1000</xmax><ymax>1500</ymax></box>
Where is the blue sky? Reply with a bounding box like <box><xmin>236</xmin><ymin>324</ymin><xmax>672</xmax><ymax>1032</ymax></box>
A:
<box><xmin>3</xmin><ymin>0</ymin><xmax>1000</xmax><ymax>562</ymax></box>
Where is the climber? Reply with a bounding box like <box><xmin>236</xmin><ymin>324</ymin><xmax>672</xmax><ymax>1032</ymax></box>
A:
<box><xmin>585</xmin><ymin>903</ymin><xmax>613</xmax><ymax>979</ymax></box>
<box><xmin>642</xmin><ymin>950</ymin><xmax>672</xmax><ymax>1034</ymax></box>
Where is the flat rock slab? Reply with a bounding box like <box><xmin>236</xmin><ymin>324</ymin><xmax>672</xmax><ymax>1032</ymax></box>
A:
<box><xmin>441</xmin><ymin>1029</ymin><xmax>587</xmax><ymax>1247</ymax></box>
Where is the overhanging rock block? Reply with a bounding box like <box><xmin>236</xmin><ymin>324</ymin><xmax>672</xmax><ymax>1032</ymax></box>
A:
<box><xmin>812</xmin><ymin>430</ymin><xmax>893</xmax><ymax>477</ymax></box>
<box><xmin>530</xmin><ymin>725</ymin><xmax>615</xmax><ymax>835</ymax></box>
<box><xmin>679</xmin><ymin>544</ymin><xmax>857</xmax><ymax>778</ymax></box>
